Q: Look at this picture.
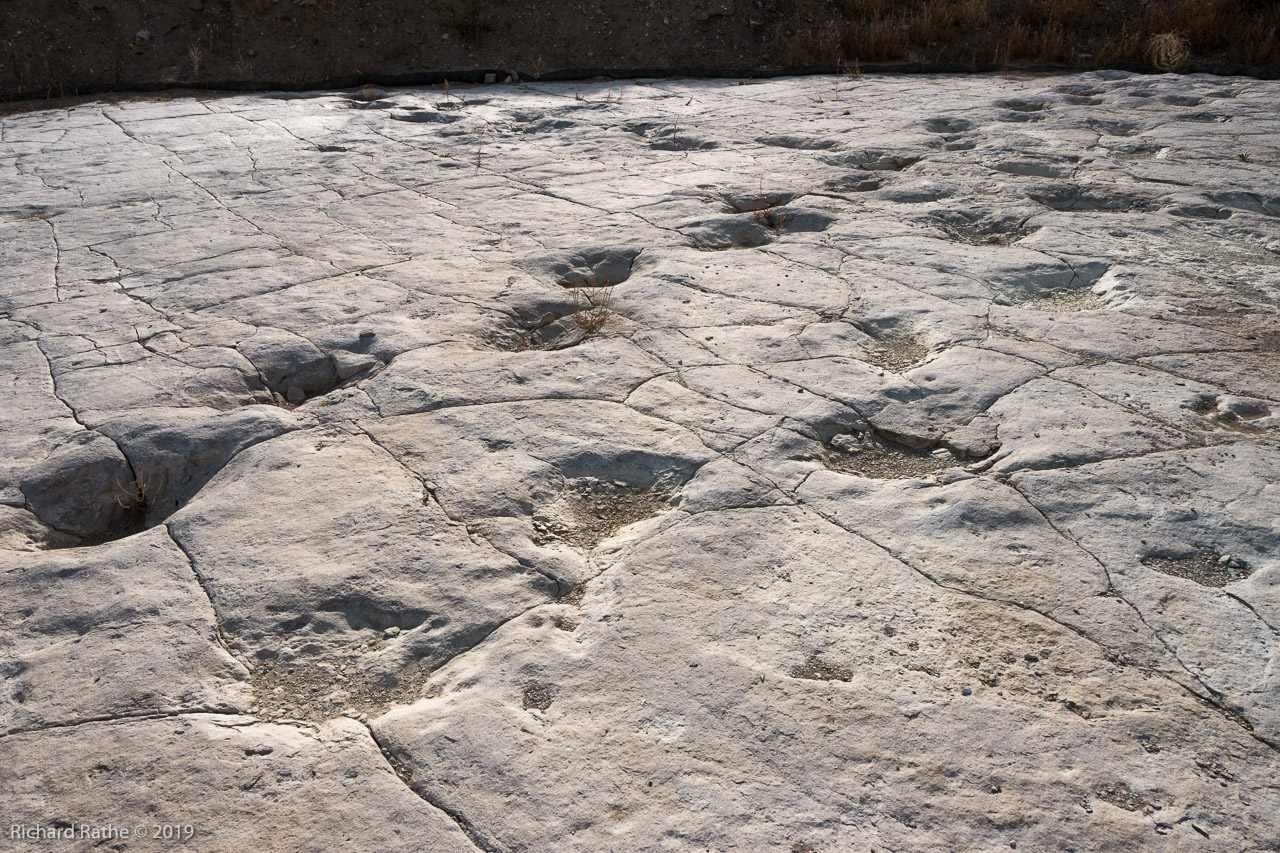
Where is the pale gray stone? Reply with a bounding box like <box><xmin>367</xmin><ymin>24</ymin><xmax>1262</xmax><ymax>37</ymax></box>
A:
<box><xmin>0</xmin><ymin>526</ymin><xmax>248</xmax><ymax>734</ymax></box>
<box><xmin>2</xmin><ymin>72</ymin><xmax>1278</xmax><ymax>851</ymax></box>
<box><xmin>18</xmin><ymin>432</ymin><xmax>135</xmax><ymax>538</ymax></box>
<box><xmin>0</xmin><ymin>715</ymin><xmax>477</xmax><ymax>852</ymax></box>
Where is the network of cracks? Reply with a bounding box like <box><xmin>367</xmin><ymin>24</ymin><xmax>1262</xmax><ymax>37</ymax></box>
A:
<box><xmin>4</xmin><ymin>86</ymin><xmax>1278</xmax><ymax>840</ymax></box>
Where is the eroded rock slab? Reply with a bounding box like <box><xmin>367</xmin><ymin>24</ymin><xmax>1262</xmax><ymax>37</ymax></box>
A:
<box><xmin>2</xmin><ymin>71</ymin><xmax>1278</xmax><ymax>850</ymax></box>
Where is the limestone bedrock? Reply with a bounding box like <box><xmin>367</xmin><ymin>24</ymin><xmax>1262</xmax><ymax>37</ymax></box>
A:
<box><xmin>1</xmin><ymin>72</ymin><xmax>1278</xmax><ymax>852</ymax></box>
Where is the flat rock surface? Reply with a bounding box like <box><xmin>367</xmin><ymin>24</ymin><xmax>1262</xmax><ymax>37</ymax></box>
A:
<box><xmin>2</xmin><ymin>72</ymin><xmax>1278</xmax><ymax>851</ymax></box>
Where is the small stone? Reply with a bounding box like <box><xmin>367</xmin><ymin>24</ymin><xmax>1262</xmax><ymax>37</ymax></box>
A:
<box><xmin>285</xmin><ymin>386</ymin><xmax>306</xmax><ymax>404</ymax></box>
<box><xmin>1218</xmin><ymin>554</ymin><xmax>1232</xmax><ymax>565</ymax></box>
<box><xmin>135</xmin><ymin>29</ymin><xmax>151</xmax><ymax>41</ymax></box>
<box><xmin>484</xmin><ymin>73</ymin><xmax>497</xmax><ymax>85</ymax></box>
<box><xmin>384</xmin><ymin>626</ymin><xmax>400</xmax><ymax>638</ymax></box>
<box><xmin>830</xmin><ymin>434</ymin><xmax>862</xmax><ymax>454</ymax></box>
<box><xmin>1024</xmin><ymin>653</ymin><xmax>1039</xmax><ymax>663</ymax></box>
<box><xmin>612</xmin><ymin>480</ymin><xmax>627</xmax><ymax>488</ymax></box>
<box><xmin>333</xmin><ymin>351</ymin><xmax>376</xmax><ymax>380</ymax></box>
<box><xmin>961</xmin><ymin>687</ymin><xmax>972</xmax><ymax>696</ymax></box>
<box><xmin>359</xmin><ymin>329</ymin><xmax>375</xmax><ymax>338</ymax></box>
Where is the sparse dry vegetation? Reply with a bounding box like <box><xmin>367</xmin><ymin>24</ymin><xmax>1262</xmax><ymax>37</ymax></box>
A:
<box><xmin>782</xmin><ymin>0</ymin><xmax>1280</xmax><ymax>70</ymax></box>
<box><xmin>754</xmin><ymin>207</ymin><xmax>791</xmax><ymax>231</ymax></box>
<box><xmin>1146</xmin><ymin>32</ymin><xmax>1191</xmax><ymax>73</ymax></box>
<box><xmin>569</xmin><ymin>276</ymin><xmax>614</xmax><ymax>333</ymax></box>
<box><xmin>113</xmin><ymin>468</ymin><xmax>160</xmax><ymax>523</ymax></box>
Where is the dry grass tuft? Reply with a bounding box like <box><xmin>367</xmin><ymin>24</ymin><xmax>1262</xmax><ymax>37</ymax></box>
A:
<box><xmin>187</xmin><ymin>43</ymin><xmax>203</xmax><ymax>80</ymax></box>
<box><xmin>1146</xmin><ymin>31</ymin><xmax>1191</xmax><ymax>72</ymax></box>
<box><xmin>570</xmin><ymin>277</ymin><xmax>614</xmax><ymax>333</ymax></box>
<box><xmin>113</xmin><ymin>468</ymin><xmax>161</xmax><ymax>517</ymax></box>
<box><xmin>753</xmin><ymin>207</ymin><xmax>791</xmax><ymax>231</ymax></box>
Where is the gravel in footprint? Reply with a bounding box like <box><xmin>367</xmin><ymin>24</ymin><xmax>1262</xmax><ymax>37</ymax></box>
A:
<box><xmin>825</xmin><ymin>433</ymin><xmax>958</xmax><ymax>479</ymax></box>
<box><xmin>1141</xmin><ymin>552</ymin><xmax>1253</xmax><ymax>587</ymax></box>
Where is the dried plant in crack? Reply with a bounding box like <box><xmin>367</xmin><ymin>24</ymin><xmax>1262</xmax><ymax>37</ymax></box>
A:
<box><xmin>113</xmin><ymin>468</ymin><xmax>161</xmax><ymax>520</ymax></box>
<box><xmin>442</xmin><ymin>78</ymin><xmax>466</xmax><ymax>107</ymax></box>
<box><xmin>754</xmin><ymin>207</ymin><xmax>792</xmax><ymax>231</ymax></box>
<box><xmin>472</xmin><ymin>126</ymin><xmax>485</xmax><ymax>169</ymax></box>
<box><xmin>570</xmin><ymin>279</ymin><xmax>614</xmax><ymax>333</ymax></box>
<box><xmin>1146</xmin><ymin>32</ymin><xmax>1190</xmax><ymax>72</ymax></box>
<box><xmin>723</xmin><ymin>178</ymin><xmax>793</xmax><ymax>216</ymax></box>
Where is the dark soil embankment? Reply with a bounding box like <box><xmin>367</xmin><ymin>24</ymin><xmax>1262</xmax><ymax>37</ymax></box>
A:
<box><xmin>2</xmin><ymin>0</ymin><xmax>1277</xmax><ymax>102</ymax></box>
